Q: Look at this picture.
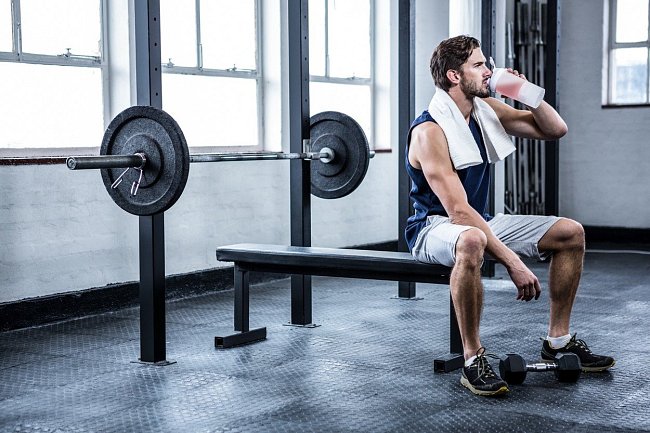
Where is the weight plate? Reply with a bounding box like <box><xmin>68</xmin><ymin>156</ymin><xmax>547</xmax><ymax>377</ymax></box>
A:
<box><xmin>100</xmin><ymin>106</ymin><xmax>190</xmax><ymax>216</ymax></box>
<box><xmin>310</xmin><ymin>111</ymin><xmax>370</xmax><ymax>199</ymax></box>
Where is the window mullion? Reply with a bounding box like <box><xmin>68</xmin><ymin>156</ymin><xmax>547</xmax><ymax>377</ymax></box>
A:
<box><xmin>11</xmin><ymin>0</ymin><xmax>22</xmax><ymax>58</ymax></box>
<box><xmin>255</xmin><ymin>0</ymin><xmax>263</xmax><ymax>150</ymax></box>
<box><xmin>196</xmin><ymin>0</ymin><xmax>202</xmax><ymax>69</ymax></box>
<box><xmin>324</xmin><ymin>0</ymin><xmax>329</xmax><ymax>78</ymax></box>
<box><xmin>309</xmin><ymin>75</ymin><xmax>370</xmax><ymax>85</ymax></box>
<box><xmin>608</xmin><ymin>0</ymin><xmax>616</xmax><ymax>104</ymax></box>
<box><xmin>99</xmin><ymin>0</ymin><xmax>109</xmax><ymax>128</ymax></box>
<box><xmin>647</xmin><ymin>46</ymin><xmax>650</xmax><ymax>103</ymax></box>
<box><xmin>369</xmin><ymin>0</ymin><xmax>375</xmax><ymax>148</ymax></box>
<box><xmin>645</xmin><ymin>0</ymin><xmax>650</xmax><ymax>103</ymax></box>
<box><xmin>162</xmin><ymin>65</ymin><xmax>256</xmax><ymax>78</ymax></box>
<box><xmin>610</xmin><ymin>0</ymin><xmax>617</xmax><ymax>48</ymax></box>
<box><xmin>12</xmin><ymin>52</ymin><xmax>99</xmax><ymax>66</ymax></box>
<box><xmin>611</xmin><ymin>41</ymin><xmax>649</xmax><ymax>48</ymax></box>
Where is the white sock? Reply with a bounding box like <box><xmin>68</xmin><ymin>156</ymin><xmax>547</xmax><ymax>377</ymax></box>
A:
<box><xmin>464</xmin><ymin>355</ymin><xmax>477</xmax><ymax>367</ymax></box>
<box><xmin>547</xmin><ymin>334</ymin><xmax>571</xmax><ymax>349</ymax></box>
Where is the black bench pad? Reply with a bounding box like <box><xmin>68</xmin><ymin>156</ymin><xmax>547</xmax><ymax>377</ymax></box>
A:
<box><xmin>216</xmin><ymin>243</ymin><xmax>452</xmax><ymax>284</ymax></box>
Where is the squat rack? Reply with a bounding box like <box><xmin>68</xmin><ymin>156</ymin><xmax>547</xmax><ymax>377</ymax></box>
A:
<box><xmin>129</xmin><ymin>0</ymin><xmax>322</xmax><ymax>362</ymax></box>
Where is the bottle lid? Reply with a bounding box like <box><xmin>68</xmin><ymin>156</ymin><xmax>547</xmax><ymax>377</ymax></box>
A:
<box><xmin>488</xmin><ymin>68</ymin><xmax>505</xmax><ymax>92</ymax></box>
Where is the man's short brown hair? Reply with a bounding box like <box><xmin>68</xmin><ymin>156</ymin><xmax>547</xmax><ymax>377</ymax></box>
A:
<box><xmin>430</xmin><ymin>35</ymin><xmax>481</xmax><ymax>91</ymax></box>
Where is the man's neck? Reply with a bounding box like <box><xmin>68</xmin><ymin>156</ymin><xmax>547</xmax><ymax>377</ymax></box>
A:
<box><xmin>447</xmin><ymin>86</ymin><xmax>473</xmax><ymax>123</ymax></box>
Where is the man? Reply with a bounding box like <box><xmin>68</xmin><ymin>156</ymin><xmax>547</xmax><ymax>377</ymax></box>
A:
<box><xmin>405</xmin><ymin>35</ymin><xmax>615</xmax><ymax>397</ymax></box>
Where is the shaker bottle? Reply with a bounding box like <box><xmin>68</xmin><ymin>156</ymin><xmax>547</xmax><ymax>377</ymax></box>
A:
<box><xmin>489</xmin><ymin>67</ymin><xmax>545</xmax><ymax>108</ymax></box>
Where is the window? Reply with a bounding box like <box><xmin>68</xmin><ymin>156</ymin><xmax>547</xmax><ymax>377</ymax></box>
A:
<box><xmin>309</xmin><ymin>0</ymin><xmax>373</xmax><ymax>147</ymax></box>
<box><xmin>605</xmin><ymin>0</ymin><xmax>650</xmax><ymax>105</ymax></box>
<box><xmin>0</xmin><ymin>0</ymin><xmax>105</xmax><ymax>151</ymax></box>
<box><xmin>160</xmin><ymin>0</ymin><xmax>261</xmax><ymax>150</ymax></box>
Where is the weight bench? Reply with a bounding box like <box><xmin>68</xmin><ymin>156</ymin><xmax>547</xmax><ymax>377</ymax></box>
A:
<box><xmin>215</xmin><ymin>243</ymin><xmax>466</xmax><ymax>372</ymax></box>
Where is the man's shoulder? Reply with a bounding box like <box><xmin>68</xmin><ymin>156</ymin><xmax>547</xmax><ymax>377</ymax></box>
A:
<box><xmin>411</xmin><ymin>119</ymin><xmax>446</xmax><ymax>145</ymax></box>
<box><xmin>412</xmin><ymin>110</ymin><xmax>436</xmax><ymax>125</ymax></box>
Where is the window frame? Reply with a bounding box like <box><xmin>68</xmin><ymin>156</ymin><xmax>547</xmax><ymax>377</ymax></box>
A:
<box><xmin>0</xmin><ymin>0</ymin><xmax>108</xmax><ymax>156</ymax></box>
<box><xmin>604</xmin><ymin>0</ymin><xmax>650</xmax><ymax>106</ymax></box>
<box><xmin>309</xmin><ymin>0</ymin><xmax>376</xmax><ymax>149</ymax></box>
<box><xmin>161</xmin><ymin>0</ymin><xmax>264</xmax><ymax>153</ymax></box>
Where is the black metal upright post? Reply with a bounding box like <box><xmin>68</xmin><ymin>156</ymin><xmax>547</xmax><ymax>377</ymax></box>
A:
<box><xmin>133</xmin><ymin>0</ymin><xmax>171</xmax><ymax>364</ymax></box>
<box><xmin>397</xmin><ymin>0</ymin><xmax>417</xmax><ymax>299</ymax></box>
<box><xmin>482</xmin><ymin>0</ymin><xmax>497</xmax><ymax>278</ymax></box>
<box><xmin>481</xmin><ymin>0</ymin><xmax>496</xmax><ymax>55</ymax></box>
<box><xmin>544</xmin><ymin>0</ymin><xmax>560</xmax><ymax>216</ymax></box>
<box><xmin>288</xmin><ymin>0</ymin><xmax>313</xmax><ymax>325</ymax></box>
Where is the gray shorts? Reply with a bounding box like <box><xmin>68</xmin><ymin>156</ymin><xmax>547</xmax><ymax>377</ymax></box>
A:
<box><xmin>411</xmin><ymin>213</ymin><xmax>561</xmax><ymax>267</ymax></box>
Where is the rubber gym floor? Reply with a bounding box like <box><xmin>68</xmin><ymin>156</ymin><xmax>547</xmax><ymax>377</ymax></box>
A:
<box><xmin>1</xmin><ymin>249</ymin><xmax>648</xmax><ymax>433</ymax></box>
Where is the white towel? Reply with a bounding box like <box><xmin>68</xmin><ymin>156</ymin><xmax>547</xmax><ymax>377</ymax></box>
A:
<box><xmin>427</xmin><ymin>87</ymin><xmax>515</xmax><ymax>170</ymax></box>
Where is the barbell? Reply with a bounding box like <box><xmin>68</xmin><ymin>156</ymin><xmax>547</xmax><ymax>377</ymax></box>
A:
<box><xmin>66</xmin><ymin>106</ymin><xmax>374</xmax><ymax>216</ymax></box>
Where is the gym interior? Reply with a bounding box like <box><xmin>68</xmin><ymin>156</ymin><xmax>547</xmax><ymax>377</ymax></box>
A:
<box><xmin>1</xmin><ymin>0</ymin><xmax>649</xmax><ymax>432</ymax></box>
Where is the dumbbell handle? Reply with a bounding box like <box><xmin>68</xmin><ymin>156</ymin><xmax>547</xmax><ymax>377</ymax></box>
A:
<box><xmin>526</xmin><ymin>362</ymin><xmax>558</xmax><ymax>372</ymax></box>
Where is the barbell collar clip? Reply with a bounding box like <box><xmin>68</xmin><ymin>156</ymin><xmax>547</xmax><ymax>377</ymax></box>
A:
<box><xmin>302</xmin><ymin>138</ymin><xmax>312</xmax><ymax>153</ymax></box>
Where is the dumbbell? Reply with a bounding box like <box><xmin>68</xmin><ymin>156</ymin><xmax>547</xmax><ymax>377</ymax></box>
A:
<box><xmin>499</xmin><ymin>352</ymin><xmax>582</xmax><ymax>384</ymax></box>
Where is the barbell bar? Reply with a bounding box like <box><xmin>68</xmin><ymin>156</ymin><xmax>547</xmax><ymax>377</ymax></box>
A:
<box><xmin>66</xmin><ymin>147</ymin><xmax>345</xmax><ymax>171</ymax></box>
<box><xmin>64</xmin><ymin>105</ymin><xmax>373</xmax><ymax>216</ymax></box>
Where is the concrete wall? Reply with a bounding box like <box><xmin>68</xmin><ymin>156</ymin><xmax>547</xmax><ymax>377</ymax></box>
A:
<box><xmin>558</xmin><ymin>0</ymin><xmax>650</xmax><ymax>228</ymax></box>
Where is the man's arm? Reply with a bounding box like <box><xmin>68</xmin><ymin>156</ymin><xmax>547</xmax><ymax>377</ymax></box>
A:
<box><xmin>409</xmin><ymin>122</ymin><xmax>540</xmax><ymax>301</ymax></box>
<box><xmin>484</xmin><ymin>95</ymin><xmax>568</xmax><ymax>141</ymax></box>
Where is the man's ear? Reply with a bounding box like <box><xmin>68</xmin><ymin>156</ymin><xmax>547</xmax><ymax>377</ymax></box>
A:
<box><xmin>446</xmin><ymin>69</ymin><xmax>461</xmax><ymax>85</ymax></box>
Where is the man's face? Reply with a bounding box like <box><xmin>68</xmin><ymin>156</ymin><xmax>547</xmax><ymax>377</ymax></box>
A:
<box><xmin>458</xmin><ymin>48</ymin><xmax>491</xmax><ymax>98</ymax></box>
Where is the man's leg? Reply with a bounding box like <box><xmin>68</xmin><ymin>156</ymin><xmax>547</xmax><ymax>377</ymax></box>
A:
<box><xmin>498</xmin><ymin>215</ymin><xmax>615</xmax><ymax>371</ymax></box>
<box><xmin>451</xmin><ymin>228</ymin><xmax>509</xmax><ymax>396</ymax></box>
<box><xmin>412</xmin><ymin>218</ymin><xmax>509</xmax><ymax>395</ymax></box>
<box><xmin>450</xmin><ymin>228</ymin><xmax>487</xmax><ymax>360</ymax></box>
<box><xmin>537</xmin><ymin>218</ymin><xmax>585</xmax><ymax>337</ymax></box>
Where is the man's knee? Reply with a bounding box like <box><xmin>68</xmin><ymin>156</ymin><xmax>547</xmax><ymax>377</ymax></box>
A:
<box><xmin>455</xmin><ymin>228</ymin><xmax>487</xmax><ymax>266</ymax></box>
<box><xmin>552</xmin><ymin>218</ymin><xmax>585</xmax><ymax>250</ymax></box>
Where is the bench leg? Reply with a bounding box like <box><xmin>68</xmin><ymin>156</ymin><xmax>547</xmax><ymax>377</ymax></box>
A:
<box><xmin>433</xmin><ymin>294</ymin><xmax>464</xmax><ymax>373</ymax></box>
<box><xmin>214</xmin><ymin>265</ymin><xmax>266</xmax><ymax>349</ymax></box>
<box><xmin>234</xmin><ymin>265</ymin><xmax>249</xmax><ymax>332</ymax></box>
<box><xmin>290</xmin><ymin>274</ymin><xmax>313</xmax><ymax>326</ymax></box>
<box><xmin>449</xmin><ymin>294</ymin><xmax>463</xmax><ymax>354</ymax></box>
<box><xmin>392</xmin><ymin>281</ymin><xmax>423</xmax><ymax>300</ymax></box>
<box><xmin>398</xmin><ymin>281</ymin><xmax>417</xmax><ymax>298</ymax></box>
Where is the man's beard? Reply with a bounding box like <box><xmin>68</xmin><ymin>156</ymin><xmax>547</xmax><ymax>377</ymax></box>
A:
<box><xmin>460</xmin><ymin>74</ymin><xmax>490</xmax><ymax>98</ymax></box>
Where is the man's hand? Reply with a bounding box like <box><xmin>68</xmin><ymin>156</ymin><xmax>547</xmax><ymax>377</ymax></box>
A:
<box><xmin>506</xmin><ymin>259</ymin><xmax>541</xmax><ymax>301</ymax></box>
<box><xmin>505</xmin><ymin>68</ymin><xmax>527</xmax><ymax>82</ymax></box>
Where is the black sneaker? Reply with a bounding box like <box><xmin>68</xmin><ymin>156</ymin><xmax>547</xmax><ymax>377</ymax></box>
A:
<box><xmin>460</xmin><ymin>348</ymin><xmax>510</xmax><ymax>396</ymax></box>
<box><xmin>541</xmin><ymin>334</ymin><xmax>615</xmax><ymax>372</ymax></box>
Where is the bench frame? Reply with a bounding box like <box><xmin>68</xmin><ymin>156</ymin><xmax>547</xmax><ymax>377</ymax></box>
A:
<box><xmin>215</xmin><ymin>244</ymin><xmax>466</xmax><ymax>373</ymax></box>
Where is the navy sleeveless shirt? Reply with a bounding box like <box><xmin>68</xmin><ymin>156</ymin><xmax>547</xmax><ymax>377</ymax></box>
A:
<box><xmin>404</xmin><ymin>111</ymin><xmax>491</xmax><ymax>252</ymax></box>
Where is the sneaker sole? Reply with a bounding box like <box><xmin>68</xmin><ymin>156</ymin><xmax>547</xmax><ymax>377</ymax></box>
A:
<box><xmin>581</xmin><ymin>360</ymin><xmax>616</xmax><ymax>373</ymax></box>
<box><xmin>460</xmin><ymin>377</ymin><xmax>509</xmax><ymax>396</ymax></box>
<box><xmin>540</xmin><ymin>357</ymin><xmax>616</xmax><ymax>373</ymax></box>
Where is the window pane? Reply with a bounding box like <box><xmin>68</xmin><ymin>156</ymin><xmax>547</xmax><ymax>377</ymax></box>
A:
<box><xmin>161</xmin><ymin>0</ymin><xmax>197</xmax><ymax>67</ymax></box>
<box><xmin>21</xmin><ymin>0</ymin><xmax>101</xmax><ymax>56</ymax></box>
<box><xmin>200</xmin><ymin>0</ymin><xmax>256</xmax><ymax>70</ymax></box>
<box><xmin>162</xmin><ymin>75</ymin><xmax>258</xmax><ymax>147</ymax></box>
<box><xmin>309</xmin><ymin>0</ymin><xmax>326</xmax><ymax>76</ymax></box>
<box><xmin>310</xmin><ymin>82</ymin><xmax>371</xmax><ymax>142</ymax></box>
<box><xmin>615</xmin><ymin>0</ymin><xmax>649</xmax><ymax>43</ymax></box>
<box><xmin>611</xmin><ymin>48</ymin><xmax>648</xmax><ymax>103</ymax></box>
<box><xmin>328</xmin><ymin>0</ymin><xmax>370</xmax><ymax>78</ymax></box>
<box><xmin>0</xmin><ymin>63</ymin><xmax>103</xmax><ymax>148</ymax></box>
<box><xmin>0</xmin><ymin>0</ymin><xmax>11</xmax><ymax>52</ymax></box>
